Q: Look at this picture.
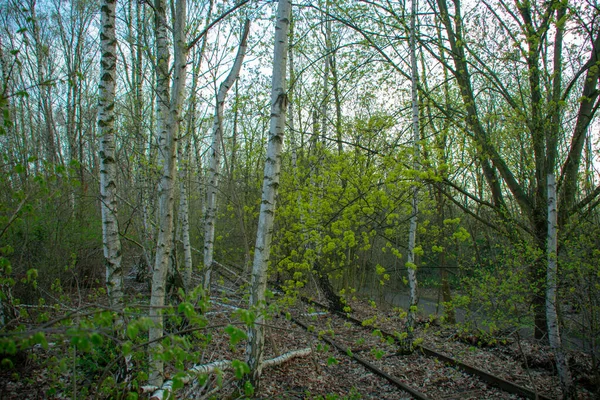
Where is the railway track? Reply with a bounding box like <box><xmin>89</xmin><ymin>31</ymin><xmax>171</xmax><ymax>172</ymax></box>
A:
<box><xmin>212</xmin><ymin>261</ymin><xmax>553</xmax><ymax>400</ymax></box>
<box><xmin>297</xmin><ymin>297</ymin><xmax>552</xmax><ymax>400</ymax></box>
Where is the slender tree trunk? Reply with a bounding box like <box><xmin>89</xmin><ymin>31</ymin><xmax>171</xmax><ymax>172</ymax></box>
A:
<box><xmin>546</xmin><ymin>4</ymin><xmax>573</xmax><ymax>397</ymax></box>
<box><xmin>331</xmin><ymin>54</ymin><xmax>343</xmax><ymax>156</ymax></box>
<box><xmin>176</xmin><ymin>0</ymin><xmax>212</xmax><ymax>293</ymax></box>
<box><xmin>203</xmin><ymin>20</ymin><xmax>251</xmax><ymax>291</ymax></box>
<box><xmin>436</xmin><ymin>189</ymin><xmax>454</xmax><ymax>323</ymax></box>
<box><xmin>133</xmin><ymin>0</ymin><xmax>145</xmax><ymax>171</ymax></box>
<box><xmin>546</xmin><ymin>173</ymin><xmax>572</xmax><ymax>397</ymax></box>
<box><xmin>403</xmin><ymin>0</ymin><xmax>420</xmax><ymax>351</ymax></box>
<box><xmin>288</xmin><ymin>15</ymin><xmax>297</xmax><ymax>169</ymax></box>
<box><xmin>148</xmin><ymin>0</ymin><xmax>187</xmax><ymax>387</ymax></box>
<box><xmin>229</xmin><ymin>80</ymin><xmax>253</xmax><ymax>273</ymax></box>
<box><xmin>246</xmin><ymin>0</ymin><xmax>291</xmax><ymax>389</ymax></box>
<box><xmin>98</xmin><ymin>0</ymin><xmax>123</xmax><ymax>308</ymax></box>
<box><xmin>29</xmin><ymin>0</ymin><xmax>59</xmax><ymax>167</ymax></box>
<box><xmin>320</xmin><ymin>5</ymin><xmax>330</xmax><ymax>142</ymax></box>
<box><xmin>178</xmin><ymin>142</ymin><xmax>193</xmax><ymax>291</ymax></box>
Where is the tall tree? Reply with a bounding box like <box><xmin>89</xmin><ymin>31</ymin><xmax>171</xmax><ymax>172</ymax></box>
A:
<box><xmin>148</xmin><ymin>0</ymin><xmax>187</xmax><ymax>387</ymax></box>
<box><xmin>402</xmin><ymin>0</ymin><xmax>420</xmax><ymax>351</ymax></box>
<box><xmin>28</xmin><ymin>0</ymin><xmax>60</xmax><ymax>167</ymax></box>
<box><xmin>179</xmin><ymin>0</ymin><xmax>213</xmax><ymax>292</ymax></box>
<box><xmin>97</xmin><ymin>0</ymin><xmax>123</xmax><ymax>307</ymax></box>
<box><xmin>434</xmin><ymin>0</ymin><xmax>600</xmax><ymax>341</ymax></box>
<box><xmin>545</xmin><ymin>3</ymin><xmax>573</xmax><ymax>397</ymax></box>
<box><xmin>203</xmin><ymin>19</ymin><xmax>251</xmax><ymax>291</ymax></box>
<box><xmin>246</xmin><ymin>0</ymin><xmax>292</xmax><ymax>389</ymax></box>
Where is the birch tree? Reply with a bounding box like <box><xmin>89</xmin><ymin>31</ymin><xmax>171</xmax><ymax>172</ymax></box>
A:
<box><xmin>246</xmin><ymin>0</ymin><xmax>291</xmax><ymax>389</ymax></box>
<box><xmin>545</xmin><ymin>4</ymin><xmax>573</xmax><ymax>397</ymax></box>
<box><xmin>97</xmin><ymin>0</ymin><xmax>123</xmax><ymax>307</ymax></box>
<box><xmin>203</xmin><ymin>19</ymin><xmax>251</xmax><ymax>291</ymax></box>
<box><xmin>27</xmin><ymin>0</ymin><xmax>60</xmax><ymax>167</ymax></box>
<box><xmin>402</xmin><ymin>0</ymin><xmax>420</xmax><ymax>352</ymax></box>
<box><xmin>179</xmin><ymin>0</ymin><xmax>213</xmax><ymax>293</ymax></box>
<box><xmin>148</xmin><ymin>0</ymin><xmax>187</xmax><ymax>387</ymax></box>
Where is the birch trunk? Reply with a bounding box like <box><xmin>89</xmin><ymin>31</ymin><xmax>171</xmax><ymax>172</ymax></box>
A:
<box><xmin>404</xmin><ymin>0</ymin><xmax>420</xmax><ymax>349</ymax></box>
<box><xmin>229</xmin><ymin>81</ymin><xmax>253</xmax><ymax>274</ymax></box>
<box><xmin>246</xmin><ymin>0</ymin><xmax>291</xmax><ymax>389</ymax></box>
<box><xmin>178</xmin><ymin>142</ymin><xmax>193</xmax><ymax>291</ymax></box>
<box><xmin>546</xmin><ymin>4</ymin><xmax>573</xmax><ymax>398</ymax></box>
<box><xmin>203</xmin><ymin>19</ymin><xmax>251</xmax><ymax>291</ymax></box>
<box><xmin>177</xmin><ymin>0</ymin><xmax>213</xmax><ymax>292</ymax></box>
<box><xmin>149</xmin><ymin>0</ymin><xmax>187</xmax><ymax>387</ymax></box>
<box><xmin>144</xmin><ymin>348</ymin><xmax>311</xmax><ymax>400</ymax></box>
<box><xmin>546</xmin><ymin>173</ymin><xmax>572</xmax><ymax>397</ymax></box>
<box><xmin>320</xmin><ymin>8</ymin><xmax>330</xmax><ymax>142</ymax></box>
<box><xmin>29</xmin><ymin>1</ymin><xmax>59</xmax><ymax>166</ymax></box>
<box><xmin>98</xmin><ymin>0</ymin><xmax>123</xmax><ymax>308</ymax></box>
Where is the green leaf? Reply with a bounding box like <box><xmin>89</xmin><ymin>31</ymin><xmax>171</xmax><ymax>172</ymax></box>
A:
<box><xmin>244</xmin><ymin>380</ymin><xmax>254</xmax><ymax>396</ymax></box>
<box><xmin>224</xmin><ymin>325</ymin><xmax>247</xmax><ymax>346</ymax></box>
<box><xmin>127</xmin><ymin>324</ymin><xmax>139</xmax><ymax>340</ymax></box>
<box><xmin>231</xmin><ymin>359</ymin><xmax>250</xmax><ymax>379</ymax></box>
<box><xmin>172</xmin><ymin>372</ymin><xmax>187</xmax><ymax>390</ymax></box>
<box><xmin>178</xmin><ymin>302</ymin><xmax>194</xmax><ymax>318</ymax></box>
<box><xmin>32</xmin><ymin>332</ymin><xmax>48</xmax><ymax>350</ymax></box>
<box><xmin>235</xmin><ymin>309</ymin><xmax>256</xmax><ymax>326</ymax></box>
<box><xmin>1</xmin><ymin>358</ymin><xmax>14</xmax><ymax>369</ymax></box>
<box><xmin>90</xmin><ymin>333</ymin><xmax>103</xmax><ymax>346</ymax></box>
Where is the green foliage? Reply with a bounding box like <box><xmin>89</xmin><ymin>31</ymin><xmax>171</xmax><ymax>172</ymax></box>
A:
<box><xmin>559</xmin><ymin>219</ymin><xmax>600</xmax><ymax>366</ymax></box>
<box><xmin>235</xmin><ymin>308</ymin><xmax>257</xmax><ymax>326</ymax></box>
<box><xmin>225</xmin><ymin>325</ymin><xmax>247</xmax><ymax>346</ymax></box>
<box><xmin>0</xmin><ymin>163</ymin><xmax>104</xmax><ymax>305</ymax></box>
<box><xmin>370</xmin><ymin>347</ymin><xmax>384</xmax><ymax>359</ymax></box>
<box><xmin>231</xmin><ymin>359</ymin><xmax>250</xmax><ymax>379</ymax></box>
<box><xmin>0</xmin><ymin>280</ymin><xmax>217</xmax><ymax>398</ymax></box>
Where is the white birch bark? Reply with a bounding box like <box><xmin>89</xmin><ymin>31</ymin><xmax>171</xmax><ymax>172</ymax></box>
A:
<box><xmin>177</xmin><ymin>1</ymin><xmax>213</xmax><ymax>293</ymax></box>
<box><xmin>178</xmin><ymin>142</ymin><xmax>193</xmax><ymax>291</ymax></box>
<box><xmin>404</xmin><ymin>0</ymin><xmax>420</xmax><ymax>346</ymax></box>
<box><xmin>143</xmin><ymin>348</ymin><xmax>311</xmax><ymax>400</ymax></box>
<box><xmin>29</xmin><ymin>1</ymin><xmax>59</xmax><ymax>166</ymax></box>
<box><xmin>98</xmin><ymin>0</ymin><xmax>123</xmax><ymax>308</ymax></box>
<box><xmin>246</xmin><ymin>0</ymin><xmax>291</xmax><ymax>388</ymax></box>
<box><xmin>546</xmin><ymin>5</ymin><xmax>572</xmax><ymax>396</ymax></box>
<box><xmin>320</xmin><ymin>11</ymin><xmax>330</xmax><ymax>141</ymax></box>
<box><xmin>546</xmin><ymin>173</ymin><xmax>572</xmax><ymax>397</ymax></box>
<box><xmin>203</xmin><ymin>19</ymin><xmax>251</xmax><ymax>291</ymax></box>
<box><xmin>148</xmin><ymin>0</ymin><xmax>187</xmax><ymax>387</ymax></box>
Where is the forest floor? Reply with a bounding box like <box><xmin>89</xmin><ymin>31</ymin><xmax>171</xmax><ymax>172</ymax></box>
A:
<box><xmin>0</xmin><ymin>272</ymin><xmax>597</xmax><ymax>399</ymax></box>
<box><xmin>195</xmin><ymin>283</ymin><xmax>596</xmax><ymax>400</ymax></box>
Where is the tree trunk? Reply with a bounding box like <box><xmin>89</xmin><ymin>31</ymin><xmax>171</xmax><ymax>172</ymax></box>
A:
<box><xmin>178</xmin><ymin>142</ymin><xmax>193</xmax><ymax>291</ymax></box>
<box><xmin>177</xmin><ymin>0</ymin><xmax>213</xmax><ymax>293</ymax></box>
<box><xmin>203</xmin><ymin>19</ymin><xmax>251</xmax><ymax>291</ymax></box>
<box><xmin>29</xmin><ymin>0</ymin><xmax>59</xmax><ymax>167</ymax></box>
<box><xmin>437</xmin><ymin>189</ymin><xmax>454</xmax><ymax>324</ymax></box>
<box><xmin>98</xmin><ymin>0</ymin><xmax>123</xmax><ymax>308</ymax></box>
<box><xmin>547</xmin><ymin>173</ymin><xmax>573</xmax><ymax>397</ymax></box>
<box><xmin>148</xmin><ymin>0</ymin><xmax>187</xmax><ymax>387</ymax></box>
<box><xmin>546</xmin><ymin>4</ymin><xmax>573</xmax><ymax>397</ymax></box>
<box><xmin>246</xmin><ymin>0</ymin><xmax>291</xmax><ymax>390</ymax></box>
<box><xmin>315</xmin><ymin>262</ymin><xmax>345</xmax><ymax>312</ymax></box>
<box><xmin>403</xmin><ymin>0</ymin><xmax>420</xmax><ymax>350</ymax></box>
